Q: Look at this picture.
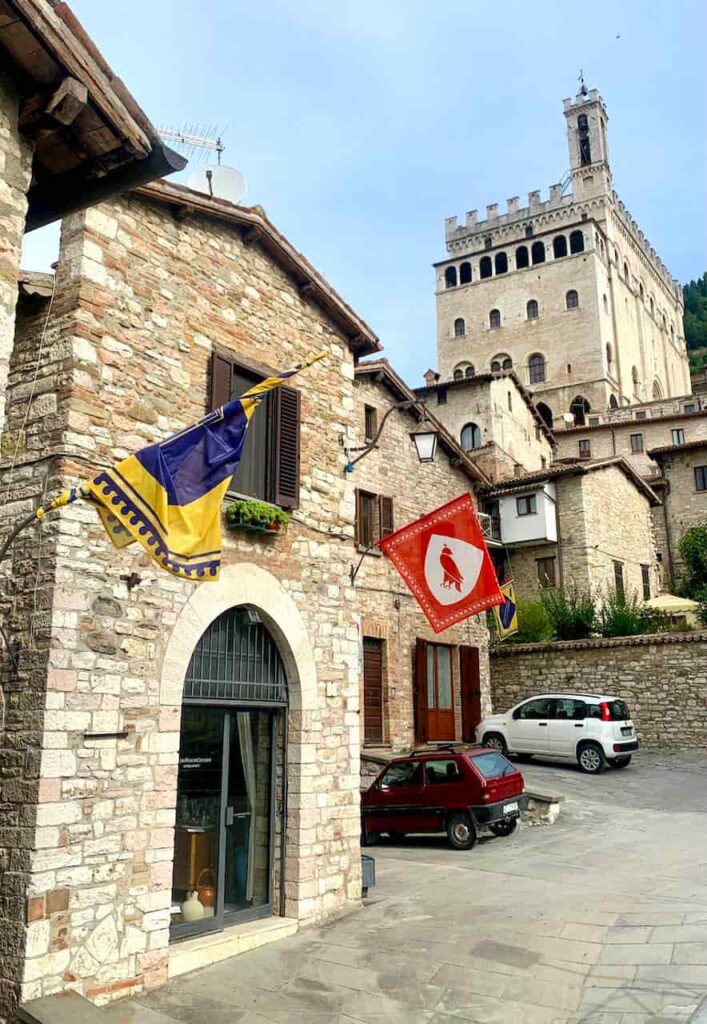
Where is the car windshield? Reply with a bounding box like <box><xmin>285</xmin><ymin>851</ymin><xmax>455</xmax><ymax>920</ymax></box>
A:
<box><xmin>470</xmin><ymin>751</ymin><xmax>515</xmax><ymax>779</ymax></box>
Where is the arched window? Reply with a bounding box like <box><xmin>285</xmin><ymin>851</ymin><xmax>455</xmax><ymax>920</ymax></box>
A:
<box><xmin>444</xmin><ymin>266</ymin><xmax>457</xmax><ymax>288</ymax></box>
<box><xmin>631</xmin><ymin>366</ymin><xmax>640</xmax><ymax>393</ymax></box>
<box><xmin>531</xmin><ymin>241</ymin><xmax>546</xmax><ymax>265</ymax></box>
<box><xmin>465</xmin><ymin>365</ymin><xmax>475</xmax><ymax>378</ymax></box>
<box><xmin>537</xmin><ymin>402</ymin><xmax>553</xmax><ymax>429</ymax></box>
<box><xmin>526</xmin><ymin>299</ymin><xmax>539</xmax><ymax>321</ymax></box>
<box><xmin>453</xmin><ymin>368</ymin><xmax>463</xmax><ymax>381</ymax></box>
<box><xmin>623</xmin><ymin>261</ymin><xmax>630</xmax><ymax>283</ymax></box>
<box><xmin>491</xmin><ymin>360</ymin><xmax>501</xmax><ymax>373</ymax></box>
<box><xmin>502</xmin><ymin>357</ymin><xmax>513</xmax><ymax>370</ymax></box>
<box><xmin>649</xmin><ymin>296</ymin><xmax>655</xmax><ymax>316</ymax></box>
<box><xmin>570</xmin><ymin>395</ymin><xmax>591</xmax><ymax>426</ymax></box>
<box><xmin>577</xmin><ymin>113</ymin><xmax>591</xmax><ymax>165</ymax></box>
<box><xmin>460</xmin><ymin>422</ymin><xmax>482</xmax><ymax>451</ymax></box>
<box><xmin>553</xmin><ymin>235</ymin><xmax>568</xmax><ymax>259</ymax></box>
<box><xmin>494</xmin><ymin>252</ymin><xmax>508</xmax><ymax>275</ymax></box>
<box><xmin>566</xmin><ymin>289</ymin><xmax>579</xmax><ymax>309</ymax></box>
<box><xmin>569</xmin><ymin>230</ymin><xmax>584</xmax><ymax>254</ymax></box>
<box><xmin>489</xmin><ymin>309</ymin><xmax>501</xmax><ymax>329</ymax></box>
<box><xmin>480</xmin><ymin>256</ymin><xmax>492</xmax><ymax>279</ymax></box>
<box><xmin>609</xmin><ymin>394</ymin><xmax>619</xmax><ymax>409</ymax></box>
<box><xmin>528</xmin><ymin>353</ymin><xmax>546</xmax><ymax>384</ymax></box>
<box><xmin>670</xmin><ymin>323</ymin><xmax>675</xmax><ymax>342</ymax></box>
<box><xmin>652</xmin><ymin>379</ymin><xmax>663</xmax><ymax>400</ymax></box>
<box><xmin>606</xmin><ymin>342</ymin><xmax>613</xmax><ymax>367</ymax></box>
<box><xmin>454</xmin><ymin>317</ymin><xmax>466</xmax><ymax>337</ymax></box>
<box><xmin>639</xmin><ymin>282</ymin><xmax>645</xmax><ymax>300</ymax></box>
<box><xmin>515</xmin><ymin>245</ymin><xmax>529</xmax><ymax>269</ymax></box>
<box><xmin>603</xmin><ymin>294</ymin><xmax>608</xmax><ymax>313</ymax></box>
<box><xmin>459</xmin><ymin>261</ymin><xmax>472</xmax><ymax>285</ymax></box>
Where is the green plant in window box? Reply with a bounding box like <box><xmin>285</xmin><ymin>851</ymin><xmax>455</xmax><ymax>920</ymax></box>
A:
<box><xmin>225</xmin><ymin>498</ymin><xmax>290</xmax><ymax>534</ymax></box>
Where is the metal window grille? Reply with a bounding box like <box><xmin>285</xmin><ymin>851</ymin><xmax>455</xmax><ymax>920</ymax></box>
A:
<box><xmin>184</xmin><ymin>608</ymin><xmax>288</xmax><ymax>705</ymax></box>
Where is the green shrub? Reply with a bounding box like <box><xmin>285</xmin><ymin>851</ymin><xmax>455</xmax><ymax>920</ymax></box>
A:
<box><xmin>678</xmin><ymin>522</ymin><xmax>707</xmax><ymax>599</ymax></box>
<box><xmin>541</xmin><ymin>585</ymin><xmax>597</xmax><ymax>640</ymax></box>
<box><xmin>597</xmin><ymin>589</ymin><xmax>654</xmax><ymax>638</ymax></box>
<box><xmin>511</xmin><ymin>599</ymin><xmax>553</xmax><ymax>644</ymax></box>
<box><xmin>225</xmin><ymin>498</ymin><xmax>290</xmax><ymax>530</ymax></box>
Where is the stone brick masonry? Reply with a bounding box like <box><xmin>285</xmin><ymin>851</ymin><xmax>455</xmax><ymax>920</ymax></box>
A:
<box><xmin>490</xmin><ymin>632</ymin><xmax>707</xmax><ymax>748</ymax></box>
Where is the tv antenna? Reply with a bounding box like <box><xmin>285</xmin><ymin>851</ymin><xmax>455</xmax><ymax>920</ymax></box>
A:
<box><xmin>158</xmin><ymin>124</ymin><xmax>247</xmax><ymax>205</ymax></box>
<box><xmin>158</xmin><ymin>124</ymin><xmax>226</xmax><ymax>164</ymax></box>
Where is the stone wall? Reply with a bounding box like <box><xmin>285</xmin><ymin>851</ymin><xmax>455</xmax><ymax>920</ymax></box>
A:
<box><xmin>656</xmin><ymin>443</ymin><xmax>707</xmax><ymax>584</ymax></box>
<box><xmin>490</xmin><ymin>632</ymin><xmax>707</xmax><ymax>748</ymax></box>
<box><xmin>0</xmin><ymin>69</ymin><xmax>33</xmax><ymax>432</ymax></box>
<box><xmin>353</xmin><ymin>374</ymin><xmax>491</xmax><ymax>751</ymax></box>
<box><xmin>0</xmin><ymin>191</ymin><xmax>369</xmax><ymax>1015</ymax></box>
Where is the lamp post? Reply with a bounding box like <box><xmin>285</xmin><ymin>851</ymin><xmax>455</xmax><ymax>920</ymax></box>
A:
<box><xmin>344</xmin><ymin>400</ymin><xmax>439</xmax><ymax>473</ymax></box>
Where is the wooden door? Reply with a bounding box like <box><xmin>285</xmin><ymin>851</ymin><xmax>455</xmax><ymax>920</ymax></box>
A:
<box><xmin>460</xmin><ymin>645</ymin><xmax>482</xmax><ymax>742</ymax></box>
<box><xmin>363</xmin><ymin>638</ymin><xmax>384</xmax><ymax>745</ymax></box>
<box><xmin>414</xmin><ymin>639</ymin><xmax>455</xmax><ymax>742</ymax></box>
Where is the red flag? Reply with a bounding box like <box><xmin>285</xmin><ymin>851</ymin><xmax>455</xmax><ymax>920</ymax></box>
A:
<box><xmin>378</xmin><ymin>493</ymin><xmax>503</xmax><ymax>634</ymax></box>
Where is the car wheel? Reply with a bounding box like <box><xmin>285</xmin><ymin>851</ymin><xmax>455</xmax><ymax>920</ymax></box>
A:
<box><xmin>386</xmin><ymin>831</ymin><xmax>406</xmax><ymax>841</ymax></box>
<box><xmin>446</xmin><ymin>813</ymin><xmax>476</xmax><ymax>851</ymax></box>
<box><xmin>610</xmin><ymin>756</ymin><xmax>632</xmax><ymax>769</ymax></box>
<box><xmin>483</xmin><ymin>733</ymin><xmax>508</xmax><ymax>755</ymax></box>
<box><xmin>489</xmin><ymin>818</ymin><xmax>517</xmax><ymax>837</ymax></box>
<box><xmin>577</xmin><ymin>742</ymin><xmax>606</xmax><ymax>774</ymax></box>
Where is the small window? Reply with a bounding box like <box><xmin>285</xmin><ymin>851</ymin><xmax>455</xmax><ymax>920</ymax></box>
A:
<box><xmin>531</xmin><ymin>241</ymin><xmax>545</xmax><ymax>265</ymax></box>
<box><xmin>606</xmin><ymin>342</ymin><xmax>612</xmax><ymax>365</ymax></box>
<box><xmin>459</xmin><ymin>261</ymin><xmax>472</xmax><ymax>285</ymax></box>
<box><xmin>613</xmin><ymin>561</ymin><xmax>625</xmax><ymax>599</ymax></box>
<box><xmin>454</xmin><ymin>317</ymin><xmax>466</xmax><ymax>337</ymax></box>
<box><xmin>684</xmin><ymin>403</ymin><xmax>696</xmax><ymax>414</ymax></box>
<box><xmin>630</xmin><ymin>433</ymin><xmax>643</xmax><ymax>453</ymax></box>
<box><xmin>465</xmin><ymin>365</ymin><xmax>475</xmax><ymax>378</ymax></box>
<box><xmin>502</xmin><ymin>357</ymin><xmax>512</xmax><ymax>370</ymax></box>
<box><xmin>444</xmin><ymin>266</ymin><xmax>457</xmax><ymax>288</ymax></box>
<box><xmin>460</xmin><ymin>422</ymin><xmax>482</xmax><ymax>451</ymax></box>
<box><xmin>516</xmin><ymin>494</ymin><xmax>537</xmax><ymax>516</ymax></box>
<box><xmin>515</xmin><ymin>245</ymin><xmax>529</xmax><ymax>269</ymax></box>
<box><xmin>528</xmin><ymin>353</ymin><xmax>546</xmax><ymax>384</ymax></box>
<box><xmin>578</xmin><ymin>439</ymin><xmax>591</xmax><ymax>459</ymax></box>
<box><xmin>695</xmin><ymin>466</ymin><xmax>707</xmax><ymax>492</ymax></box>
<box><xmin>552</xmin><ymin>235</ymin><xmax>568</xmax><ymax>259</ymax></box>
<box><xmin>649</xmin><ymin>297</ymin><xmax>655</xmax><ymax>316</ymax></box>
<box><xmin>570</xmin><ymin>395</ymin><xmax>590</xmax><ymax>426</ymax></box>
<box><xmin>525</xmin><ymin>225</ymin><xmax>534</xmax><ymax>239</ymax></box>
<box><xmin>507</xmin><ymin>391</ymin><xmax>512</xmax><ymax>411</ymax></box>
<box><xmin>356</xmin><ymin>491</ymin><xmax>394</xmax><ymax>547</ymax></box>
<box><xmin>641</xmin><ymin>564</ymin><xmax>651</xmax><ymax>601</ymax></box>
<box><xmin>380</xmin><ymin>761</ymin><xmax>422</xmax><ymax>788</ymax></box>
<box><xmin>495</xmin><ymin>252</ymin><xmax>508</xmax><ymax>275</ymax></box>
<box><xmin>437</xmin><ymin>386</ymin><xmax>447</xmax><ymax>405</ymax></box>
<box><xmin>588</xmin><ymin>416</ymin><xmax>600</xmax><ymax>427</ymax></box>
<box><xmin>480</xmin><ymin>256</ymin><xmax>492</xmax><ymax>279</ymax></box>
<box><xmin>609</xmin><ymin>395</ymin><xmax>619</xmax><ymax>409</ymax></box>
<box><xmin>453</xmin><ymin>369</ymin><xmax>463</xmax><ymax>381</ymax></box>
<box><xmin>536</xmin><ymin>557</ymin><xmax>557</xmax><ymax>589</ymax></box>
<box><xmin>425</xmin><ymin>760</ymin><xmax>462</xmax><ymax>785</ymax></box>
<box><xmin>484</xmin><ymin>235</ymin><xmax>493</xmax><ymax>250</ymax></box>
<box><xmin>635</xmin><ymin>411</ymin><xmax>647</xmax><ymax>421</ymax></box>
<box><xmin>672</xmin><ymin>429</ymin><xmax>685</xmax><ymax>445</ymax></box>
<box><xmin>364</xmin><ymin>404</ymin><xmax>378</xmax><ymax>442</ymax></box>
<box><xmin>623</xmin><ymin>261</ymin><xmax>630</xmax><ymax>283</ymax></box>
<box><xmin>489</xmin><ymin>309</ymin><xmax>501</xmax><ymax>329</ymax></box>
<box><xmin>566</xmin><ymin>289</ymin><xmax>579</xmax><ymax>310</ymax></box>
<box><xmin>631</xmin><ymin>366</ymin><xmax>640</xmax><ymax>391</ymax></box>
<box><xmin>527</xmin><ymin>299</ymin><xmax>539</xmax><ymax>321</ymax></box>
<box><xmin>569</xmin><ymin>230</ymin><xmax>584</xmax><ymax>254</ymax></box>
<box><xmin>491</xmin><ymin>360</ymin><xmax>501</xmax><ymax>373</ymax></box>
<box><xmin>603</xmin><ymin>294</ymin><xmax>608</xmax><ymax>313</ymax></box>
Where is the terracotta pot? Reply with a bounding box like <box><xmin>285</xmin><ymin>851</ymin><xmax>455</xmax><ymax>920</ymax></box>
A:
<box><xmin>196</xmin><ymin>868</ymin><xmax>216</xmax><ymax>908</ymax></box>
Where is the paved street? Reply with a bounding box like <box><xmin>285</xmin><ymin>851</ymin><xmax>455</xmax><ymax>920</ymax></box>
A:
<box><xmin>140</xmin><ymin>751</ymin><xmax>707</xmax><ymax>1024</ymax></box>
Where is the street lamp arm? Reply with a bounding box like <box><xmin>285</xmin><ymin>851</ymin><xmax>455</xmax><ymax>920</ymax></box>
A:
<box><xmin>347</xmin><ymin>400</ymin><xmax>416</xmax><ymax>469</ymax></box>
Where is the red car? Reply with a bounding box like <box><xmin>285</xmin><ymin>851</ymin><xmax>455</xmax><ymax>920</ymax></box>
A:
<box><xmin>361</xmin><ymin>746</ymin><xmax>526</xmax><ymax>850</ymax></box>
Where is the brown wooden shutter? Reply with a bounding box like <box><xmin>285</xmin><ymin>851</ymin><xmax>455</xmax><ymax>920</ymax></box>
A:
<box><xmin>272</xmin><ymin>386</ymin><xmax>301</xmax><ymax>508</ymax></box>
<box><xmin>413</xmin><ymin>638</ymin><xmax>428</xmax><ymax>744</ymax></box>
<box><xmin>379</xmin><ymin>496</ymin><xmax>394</xmax><ymax>540</ymax></box>
<box><xmin>459</xmin><ymin>645</ymin><xmax>482</xmax><ymax>742</ymax></box>
<box><xmin>354</xmin><ymin>489</ymin><xmax>362</xmax><ymax>546</ymax></box>
<box><xmin>210</xmin><ymin>350</ymin><xmax>233</xmax><ymax>411</ymax></box>
<box><xmin>362</xmin><ymin>638</ymin><xmax>384</xmax><ymax>745</ymax></box>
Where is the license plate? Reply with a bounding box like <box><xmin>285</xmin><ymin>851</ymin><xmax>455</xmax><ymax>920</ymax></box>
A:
<box><xmin>621</xmin><ymin>727</ymin><xmax>633</xmax><ymax>736</ymax></box>
<box><xmin>503</xmin><ymin>802</ymin><xmax>519</xmax><ymax>814</ymax></box>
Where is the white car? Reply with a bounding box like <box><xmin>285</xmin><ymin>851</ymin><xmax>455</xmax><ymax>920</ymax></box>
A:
<box><xmin>476</xmin><ymin>693</ymin><xmax>639</xmax><ymax>774</ymax></box>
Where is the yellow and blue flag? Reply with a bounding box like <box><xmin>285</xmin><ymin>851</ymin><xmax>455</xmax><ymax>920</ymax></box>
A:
<box><xmin>39</xmin><ymin>353</ymin><xmax>326</xmax><ymax>581</ymax></box>
<box><xmin>493</xmin><ymin>580</ymin><xmax>519</xmax><ymax>640</ymax></box>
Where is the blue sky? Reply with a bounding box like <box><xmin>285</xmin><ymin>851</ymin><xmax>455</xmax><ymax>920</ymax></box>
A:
<box><xmin>23</xmin><ymin>0</ymin><xmax>706</xmax><ymax>385</ymax></box>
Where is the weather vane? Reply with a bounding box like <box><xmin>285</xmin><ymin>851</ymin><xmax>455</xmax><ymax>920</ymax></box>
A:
<box><xmin>578</xmin><ymin>69</ymin><xmax>588</xmax><ymax>97</ymax></box>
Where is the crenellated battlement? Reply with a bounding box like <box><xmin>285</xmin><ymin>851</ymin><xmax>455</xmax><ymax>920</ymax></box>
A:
<box><xmin>444</xmin><ymin>181</ymin><xmax>573</xmax><ymax>241</ymax></box>
<box><xmin>611</xmin><ymin>191</ymin><xmax>680</xmax><ymax>295</ymax></box>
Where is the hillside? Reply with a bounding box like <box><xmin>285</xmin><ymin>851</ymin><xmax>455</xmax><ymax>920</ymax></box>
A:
<box><xmin>684</xmin><ymin>273</ymin><xmax>707</xmax><ymax>373</ymax></box>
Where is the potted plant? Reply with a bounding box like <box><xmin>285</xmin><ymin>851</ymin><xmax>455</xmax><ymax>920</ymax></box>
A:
<box><xmin>225</xmin><ymin>498</ymin><xmax>290</xmax><ymax>534</ymax></box>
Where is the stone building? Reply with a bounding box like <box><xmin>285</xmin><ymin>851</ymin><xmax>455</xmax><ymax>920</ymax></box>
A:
<box><xmin>352</xmin><ymin>360</ymin><xmax>492</xmax><ymax>752</ymax></box>
<box><xmin>0</xmin><ymin>179</ymin><xmax>383</xmax><ymax>1016</ymax></box>
<box><xmin>435</xmin><ymin>87</ymin><xmax>690</xmax><ymax>426</ymax></box>
<box><xmin>414</xmin><ymin>369</ymin><xmax>555</xmax><ymax>483</ymax></box>
<box><xmin>647</xmin><ymin>439</ymin><xmax>707</xmax><ymax>587</ymax></box>
<box><xmin>478</xmin><ymin>458</ymin><xmax>661</xmax><ymax>602</ymax></box>
<box><xmin>0</xmin><ymin>0</ymin><xmax>184</xmax><ymax>434</ymax></box>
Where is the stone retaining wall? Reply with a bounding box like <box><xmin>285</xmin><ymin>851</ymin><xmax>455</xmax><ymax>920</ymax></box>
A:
<box><xmin>490</xmin><ymin>632</ymin><xmax>707</xmax><ymax>748</ymax></box>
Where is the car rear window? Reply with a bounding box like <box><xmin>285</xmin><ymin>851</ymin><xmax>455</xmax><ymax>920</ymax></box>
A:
<box><xmin>606</xmin><ymin>700</ymin><xmax>630</xmax><ymax>721</ymax></box>
<box><xmin>470</xmin><ymin>751</ymin><xmax>515</xmax><ymax>779</ymax></box>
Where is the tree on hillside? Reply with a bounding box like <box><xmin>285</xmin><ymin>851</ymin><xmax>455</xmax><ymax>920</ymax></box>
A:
<box><xmin>683</xmin><ymin>273</ymin><xmax>707</xmax><ymax>351</ymax></box>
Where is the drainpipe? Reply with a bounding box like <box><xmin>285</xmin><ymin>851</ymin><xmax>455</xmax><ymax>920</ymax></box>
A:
<box><xmin>278</xmin><ymin>712</ymin><xmax>289</xmax><ymax>918</ymax></box>
<box><xmin>661</xmin><ymin>479</ymin><xmax>676</xmax><ymax>591</ymax></box>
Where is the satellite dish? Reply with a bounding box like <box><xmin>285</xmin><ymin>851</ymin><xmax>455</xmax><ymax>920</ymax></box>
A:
<box><xmin>187</xmin><ymin>165</ymin><xmax>247</xmax><ymax>205</ymax></box>
<box><xmin>562</xmin><ymin>412</ymin><xmax>576</xmax><ymax>424</ymax></box>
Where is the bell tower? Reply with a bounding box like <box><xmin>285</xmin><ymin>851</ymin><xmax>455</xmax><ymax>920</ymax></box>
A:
<box><xmin>564</xmin><ymin>80</ymin><xmax>611</xmax><ymax>197</ymax></box>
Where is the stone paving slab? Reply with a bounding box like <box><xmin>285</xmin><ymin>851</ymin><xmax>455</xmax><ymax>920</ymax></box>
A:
<box><xmin>136</xmin><ymin>751</ymin><xmax>707</xmax><ymax>1024</ymax></box>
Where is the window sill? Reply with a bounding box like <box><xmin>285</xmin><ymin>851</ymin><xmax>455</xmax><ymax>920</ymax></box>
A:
<box><xmin>357</xmin><ymin>545</ymin><xmax>383</xmax><ymax>557</ymax></box>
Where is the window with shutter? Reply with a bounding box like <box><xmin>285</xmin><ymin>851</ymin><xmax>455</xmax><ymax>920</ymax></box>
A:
<box><xmin>380</xmin><ymin>496</ymin><xmax>394</xmax><ymax>539</ymax></box>
<box><xmin>209</xmin><ymin>349</ymin><xmax>301</xmax><ymax>508</ymax></box>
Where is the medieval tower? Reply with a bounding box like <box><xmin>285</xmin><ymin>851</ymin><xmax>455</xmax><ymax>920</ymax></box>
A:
<box><xmin>434</xmin><ymin>87</ymin><xmax>690</xmax><ymax>428</ymax></box>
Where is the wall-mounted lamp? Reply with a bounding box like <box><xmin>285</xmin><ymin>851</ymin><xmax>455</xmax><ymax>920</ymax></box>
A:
<box><xmin>344</xmin><ymin>400</ymin><xmax>439</xmax><ymax>474</ymax></box>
